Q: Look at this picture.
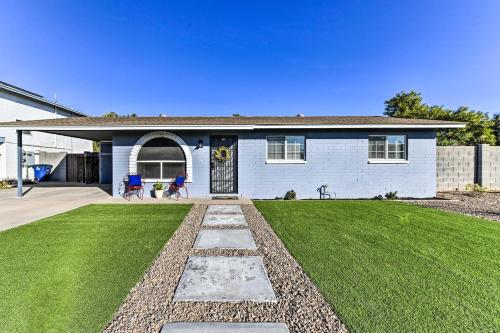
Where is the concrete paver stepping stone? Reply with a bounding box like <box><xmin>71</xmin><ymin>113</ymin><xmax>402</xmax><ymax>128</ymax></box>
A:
<box><xmin>161</xmin><ymin>322</ymin><xmax>290</xmax><ymax>333</ymax></box>
<box><xmin>173</xmin><ymin>256</ymin><xmax>276</xmax><ymax>302</ymax></box>
<box><xmin>202</xmin><ymin>214</ymin><xmax>247</xmax><ymax>226</ymax></box>
<box><xmin>194</xmin><ymin>229</ymin><xmax>257</xmax><ymax>249</ymax></box>
<box><xmin>206</xmin><ymin>205</ymin><xmax>243</xmax><ymax>214</ymax></box>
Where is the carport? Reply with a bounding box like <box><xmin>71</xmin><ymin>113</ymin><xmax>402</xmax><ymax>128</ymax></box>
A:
<box><xmin>10</xmin><ymin>127</ymin><xmax>113</xmax><ymax>197</ymax></box>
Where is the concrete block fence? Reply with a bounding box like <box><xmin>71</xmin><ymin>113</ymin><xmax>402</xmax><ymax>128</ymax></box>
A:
<box><xmin>437</xmin><ymin>144</ymin><xmax>500</xmax><ymax>191</ymax></box>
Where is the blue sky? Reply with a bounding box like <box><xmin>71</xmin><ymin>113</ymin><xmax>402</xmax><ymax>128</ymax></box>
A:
<box><xmin>1</xmin><ymin>1</ymin><xmax>499</xmax><ymax>117</ymax></box>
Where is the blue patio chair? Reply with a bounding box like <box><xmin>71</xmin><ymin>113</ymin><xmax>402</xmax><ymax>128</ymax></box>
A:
<box><xmin>168</xmin><ymin>175</ymin><xmax>188</xmax><ymax>201</ymax></box>
<box><xmin>118</xmin><ymin>174</ymin><xmax>145</xmax><ymax>200</ymax></box>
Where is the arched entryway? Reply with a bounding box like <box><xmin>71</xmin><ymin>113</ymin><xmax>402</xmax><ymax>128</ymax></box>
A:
<box><xmin>129</xmin><ymin>131</ymin><xmax>192</xmax><ymax>181</ymax></box>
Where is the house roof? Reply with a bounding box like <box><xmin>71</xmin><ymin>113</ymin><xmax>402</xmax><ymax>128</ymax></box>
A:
<box><xmin>0</xmin><ymin>116</ymin><xmax>465</xmax><ymax>130</ymax></box>
<box><xmin>0</xmin><ymin>81</ymin><xmax>88</xmax><ymax>117</ymax></box>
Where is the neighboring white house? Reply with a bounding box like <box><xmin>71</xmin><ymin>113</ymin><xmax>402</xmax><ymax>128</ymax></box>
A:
<box><xmin>0</xmin><ymin>81</ymin><xmax>92</xmax><ymax>180</ymax></box>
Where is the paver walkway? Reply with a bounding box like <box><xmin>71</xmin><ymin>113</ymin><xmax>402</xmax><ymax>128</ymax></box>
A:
<box><xmin>161</xmin><ymin>322</ymin><xmax>289</xmax><ymax>333</ymax></box>
<box><xmin>164</xmin><ymin>204</ymin><xmax>289</xmax><ymax>332</ymax></box>
<box><xmin>173</xmin><ymin>256</ymin><xmax>275</xmax><ymax>302</ymax></box>
<box><xmin>202</xmin><ymin>214</ymin><xmax>248</xmax><ymax>226</ymax></box>
<box><xmin>105</xmin><ymin>203</ymin><xmax>345</xmax><ymax>333</ymax></box>
<box><xmin>194</xmin><ymin>229</ymin><xmax>257</xmax><ymax>249</ymax></box>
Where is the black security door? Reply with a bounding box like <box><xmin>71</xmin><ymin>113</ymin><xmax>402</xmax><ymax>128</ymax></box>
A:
<box><xmin>210</xmin><ymin>136</ymin><xmax>238</xmax><ymax>193</ymax></box>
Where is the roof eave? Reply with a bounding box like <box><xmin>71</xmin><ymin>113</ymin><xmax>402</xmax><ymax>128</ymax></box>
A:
<box><xmin>0</xmin><ymin>82</ymin><xmax>88</xmax><ymax>117</ymax></box>
<box><xmin>0</xmin><ymin>123</ymin><xmax>467</xmax><ymax>131</ymax></box>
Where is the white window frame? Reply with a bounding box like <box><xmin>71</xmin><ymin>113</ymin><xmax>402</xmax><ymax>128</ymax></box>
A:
<box><xmin>368</xmin><ymin>135</ymin><xmax>409</xmax><ymax>164</ymax></box>
<box><xmin>137</xmin><ymin>159</ymin><xmax>187</xmax><ymax>182</ymax></box>
<box><xmin>266</xmin><ymin>135</ymin><xmax>307</xmax><ymax>164</ymax></box>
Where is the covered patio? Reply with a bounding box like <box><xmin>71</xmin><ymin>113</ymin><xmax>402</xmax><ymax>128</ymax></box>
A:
<box><xmin>6</xmin><ymin>118</ymin><xmax>238</xmax><ymax>199</ymax></box>
<box><xmin>12</xmin><ymin>127</ymin><xmax>113</xmax><ymax>198</ymax></box>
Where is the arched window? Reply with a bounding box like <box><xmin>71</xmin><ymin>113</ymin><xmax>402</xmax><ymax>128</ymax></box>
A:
<box><xmin>137</xmin><ymin>138</ymin><xmax>186</xmax><ymax>180</ymax></box>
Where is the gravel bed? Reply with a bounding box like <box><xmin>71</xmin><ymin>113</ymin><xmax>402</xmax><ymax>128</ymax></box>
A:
<box><xmin>104</xmin><ymin>203</ymin><xmax>347</xmax><ymax>333</ymax></box>
<box><xmin>408</xmin><ymin>192</ymin><xmax>500</xmax><ymax>222</ymax></box>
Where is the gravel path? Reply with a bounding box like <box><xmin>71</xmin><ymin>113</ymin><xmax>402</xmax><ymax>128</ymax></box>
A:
<box><xmin>104</xmin><ymin>204</ymin><xmax>346</xmax><ymax>333</ymax></box>
<box><xmin>408</xmin><ymin>192</ymin><xmax>500</xmax><ymax>222</ymax></box>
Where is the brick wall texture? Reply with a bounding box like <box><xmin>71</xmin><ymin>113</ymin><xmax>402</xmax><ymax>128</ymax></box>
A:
<box><xmin>436</xmin><ymin>145</ymin><xmax>500</xmax><ymax>191</ymax></box>
<box><xmin>436</xmin><ymin>146</ymin><xmax>476</xmax><ymax>191</ymax></box>
<box><xmin>487</xmin><ymin>146</ymin><xmax>500</xmax><ymax>189</ymax></box>
<box><xmin>112</xmin><ymin>130</ymin><xmax>437</xmax><ymax>199</ymax></box>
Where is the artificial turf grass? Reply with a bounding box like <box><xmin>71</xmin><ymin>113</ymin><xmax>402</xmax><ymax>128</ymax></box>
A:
<box><xmin>254</xmin><ymin>200</ymin><xmax>500</xmax><ymax>333</ymax></box>
<box><xmin>0</xmin><ymin>204</ymin><xmax>191</xmax><ymax>333</ymax></box>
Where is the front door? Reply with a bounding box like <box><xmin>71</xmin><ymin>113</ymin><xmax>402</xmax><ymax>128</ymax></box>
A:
<box><xmin>210</xmin><ymin>136</ymin><xmax>238</xmax><ymax>194</ymax></box>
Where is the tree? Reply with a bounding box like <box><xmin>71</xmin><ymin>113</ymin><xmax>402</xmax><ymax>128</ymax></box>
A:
<box><xmin>93</xmin><ymin>112</ymin><xmax>138</xmax><ymax>151</ymax></box>
<box><xmin>384</xmin><ymin>91</ymin><xmax>430</xmax><ymax>119</ymax></box>
<box><xmin>102</xmin><ymin>111</ymin><xmax>137</xmax><ymax>118</ymax></box>
<box><xmin>494</xmin><ymin>114</ymin><xmax>500</xmax><ymax>142</ymax></box>
<box><xmin>384</xmin><ymin>91</ymin><xmax>497</xmax><ymax>146</ymax></box>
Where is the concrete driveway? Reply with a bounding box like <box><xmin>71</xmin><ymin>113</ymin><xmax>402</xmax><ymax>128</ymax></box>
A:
<box><xmin>0</xmin><ymin>183</ymin><xmax>111</xmax><ymax>231</ymax></box>
<box><xmin>0</xmin><ymin>182</ymin><xmax>252</xmax><ymax>232</ymax></box>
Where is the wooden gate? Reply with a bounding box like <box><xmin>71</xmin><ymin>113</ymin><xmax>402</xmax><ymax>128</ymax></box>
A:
<box><xmin>210</xmin><ymin>136</ymin><xmax>238</xmax><ymax>194</ymax></box>
<box><xmin>66</xmin><ymin>152</ymin><xmax>99</xmax><ymax>183</ymax></box>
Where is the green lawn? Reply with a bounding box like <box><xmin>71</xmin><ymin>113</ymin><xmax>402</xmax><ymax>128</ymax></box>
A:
<box><xmin>0</xmin><ymin>204</ymin><xmax>191</xmax><ymax>333</ymax></box>
<box><xmin>254</xmin><ymin>200</ymin><xmax>500</xmax><ymax>333</ymax></box>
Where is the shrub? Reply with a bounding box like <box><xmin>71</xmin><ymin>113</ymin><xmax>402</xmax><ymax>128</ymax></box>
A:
<box><xmin>464</xmin><ymin>183</ymin><xmax>487</xmax><ymax>195</ymax></box>
<box><xmin>0</xmin><ymin>180</ymin><xmax>11</xmax><ymax>189</ymax></box>
<box><xmin>0</xmin><ymin>178</ymin><xmax>16</xmax><ymax>186</ymax></box>
<box><xmin>0</xmin><ymin>178</ymin><xmax>35</xmax><ymax>188</ymax></box>
<box><xmin>153</xmin><ymin>181</ymin><xmax>164</xmax><ymax>191</ymax></box>
<box><xmin>372</xmin><ymin>195</ymin><xmax>384</xmax><ymax>200</ymax></box>
<box><xmin>385</xmin><ymin>191</ymin><xmax>399</xmax><ymax>200</ymax></box>
<box><xmin>284</xmin><ymin>190</ymin><xmax>296</xmax><ymax>200</ymax></box>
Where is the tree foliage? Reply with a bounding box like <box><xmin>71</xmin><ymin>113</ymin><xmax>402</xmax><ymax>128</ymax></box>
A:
<box><xmin>384</xmin><ymin>91</ymin><xmax>497</xmax><ymax>146</ymax></box>
<box><xmin>102</xmin><ymin>111</ymin><xmax>137</xmax><ymax>118</ymax></box>
<box><xmin>494</xmin><ymin>113</ymin><xmax>500</xmax><ymax>142</ymax></box>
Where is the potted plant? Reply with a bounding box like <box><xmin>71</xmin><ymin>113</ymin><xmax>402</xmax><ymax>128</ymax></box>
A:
<box><xmin>153</xmin><ymin>181</ymin><xmax>164</xmax><ymax>199</ymax></box>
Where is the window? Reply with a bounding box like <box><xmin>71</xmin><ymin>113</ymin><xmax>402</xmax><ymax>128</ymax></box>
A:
<box><xmin>267</xmin><ymin>136</ymin><xmax>305</xmax><ymax>162</ymax></box>
<box><xmin>368</xmin><ymin>135</ymin><xmax>406</xmax><ymax>160</ymax></box>
<box><xmin>137</xmin><ymin>138</ymin><xmax>186</xmax><ymax>179</ymax></box>
<box><xmin>368</xmin><ymin>136</ymin><xmax>386</xmax><ymax>159</ymax></box>
<box><xmin>387</xmin><ymin>136</ymin><xmax>406</xmax><ymax>159</ymax></box>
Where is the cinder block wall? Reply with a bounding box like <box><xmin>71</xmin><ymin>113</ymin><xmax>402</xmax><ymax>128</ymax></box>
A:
<box><xmin>487</xmin><ymin>146</ymin><xmax>500</xmax><ymax>189</ymax></box>
<box><xmin>436</xmin><ymin>146</ymin><xmax>476</xmax><ymax>191</ymax></box>
<box><xmin>436</xmin><ymin>145</ymin><xmax>500</xmax><ymax>191</ymax></box>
